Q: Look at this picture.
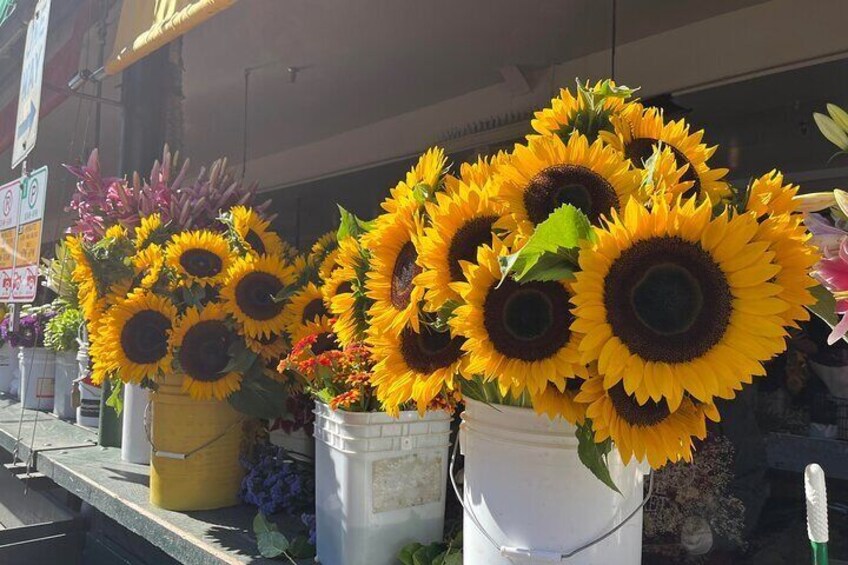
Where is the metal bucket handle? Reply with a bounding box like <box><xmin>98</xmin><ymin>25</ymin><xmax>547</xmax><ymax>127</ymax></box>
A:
<box><xmin>144</xmin><ymin>400</ymin><xmax>243</xmax><ymax>460</ymax></box>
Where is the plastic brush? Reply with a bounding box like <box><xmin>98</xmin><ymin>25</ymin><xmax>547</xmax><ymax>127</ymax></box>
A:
<box><xmin>805</xmin><ymin>463</ymin><xmax>829</xmax><ymax>565</ymax></box>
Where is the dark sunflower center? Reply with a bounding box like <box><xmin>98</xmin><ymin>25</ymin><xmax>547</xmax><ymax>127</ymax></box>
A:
<box><xmin>179</xmin><ymin>249</ymin><xmax>223</xmax><ymax>279</ymax></box>
<box><xmin>604</xmin><ymin>236</ymin><xmax>731</xmax><ymax>363</ymax></box>
<box><xmin>245</xmin><ymin>229</ymin><xmax>266</xmax><ymax>255</ymax></box>
<box><xmin>625</xmin><ymin>138</ymin><xmax>700</xmax><ymax>195</ymax></box>
<box><xmin>447</xmin><ymin>215</ymin><xmax>497</xmax><ymax>281</ymax></box>
<box><xmin>400</xmin><ymin>327</ymin><xmax>465</xmax><ymax>374</ymax></box>
<box><xmin>337</xmin><ymin>281</ymin><xmax>353</xmax><ymax>295</ymax></box>
<box><xmin>523</xmin><ymin>165</ymin><xmax>619</xmax><ymax>225</ymax></box>
<box><xmin>301</xmin><ymin>298</ymin><xmax>328</xmax><ymax>324</ymax></box>
<box><xmin>178</xmin><ymin>320</ymin><xmax>235</xmax><ymax>381</ymax></box>
<box><xmin>390</xmin><ymin>241</ymin><xmax>421</xmax><ymax>309</ymax></box>
<box><xmin>483</xmin><ymin>278</ymin><xmax>572</xmax><ymax>362</ymax></box>
<box><xmin>565</xmin><ymin>377</ymin><xmax>584</xmax><ymax>392</ymax></box>
<box><xmin>120</xmin><ymin>310</ymin><xmax>171</xmax><ymax>365</ymax></box>
<box><xmin>258</xmin><ymin>332</ymin><xmax>279</xmax><ymax>345</ymax></box>
<box><xmin>311</xmin><ymin>332</ymin><xmax>338</xmax><ymax>355</ymax></box>
<box><xmin>607</xmin><ymin>382</ymin><xmax>670</xmax><ymax>426</ymax></box>
<box><xmin>235</xmin><ymin>272</ymin><xmax>284</xmax><ymax>321</ymax></box>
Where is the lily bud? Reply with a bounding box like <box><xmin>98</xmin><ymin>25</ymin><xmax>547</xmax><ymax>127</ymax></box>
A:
<box><xmin>793</xmin><ymin>191</ymin><xmax>837</xmax><ymax>213</ymax></box>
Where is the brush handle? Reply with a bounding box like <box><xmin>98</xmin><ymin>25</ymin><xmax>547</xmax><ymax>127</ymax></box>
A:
<box><xmin>811</xmin><ymin>541</ymin><xmax>828</xmax><ymax>565</ymax></box>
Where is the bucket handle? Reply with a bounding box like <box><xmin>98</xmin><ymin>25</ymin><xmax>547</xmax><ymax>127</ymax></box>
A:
<box><xmin>449</xmin><ymin>430</ymin><xmax>654</xmax><ymax>562</ymax></box>
<box><xmin>144</xmin><ymin>400</ymin><xmax>244</xmax><ymax>460</ymax></box>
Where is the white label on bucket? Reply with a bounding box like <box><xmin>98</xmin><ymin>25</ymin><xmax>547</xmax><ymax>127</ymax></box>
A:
<box><xmin>36</xmin><ymin>377</ymin><xmax>54</xmax><ymax>398</ymax></box>
<box><xmin>372</xmin><ymin>452</ymin><xmax>442</xmax><ymax>513</ymax></box>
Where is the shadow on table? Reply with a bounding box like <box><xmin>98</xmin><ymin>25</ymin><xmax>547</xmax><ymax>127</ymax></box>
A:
<box><xmin>103</xmin><ymin>466</ymin><xmax>149</xmax><ymax>486</ymax></box>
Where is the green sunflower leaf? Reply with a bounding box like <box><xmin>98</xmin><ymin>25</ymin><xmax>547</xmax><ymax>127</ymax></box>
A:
<box><xmin>576</xmin><ymin>419</ymin><xmax>620</xmax><ymax>494</ymax></box>
<box><xmin>515</xmin><ymin>252</ymin><xmax>575</xmax><ymax>283</ymax></box>
<box><xmin>808</xmin><ymin>285</ymin><xmax>848</xmax><ymax>344</ymax></box>
<box><xmin>499</xmin><ymin>204</ymin><xmax>592</xmax><ymax>284</ymax></box>
<box><xmin>227</xmin><ymin>364</ymin><xmax>291</xmax><ymax>419</ymax></box>
<box><xmin>223</xmin><ymin>340</ymin><xmax>258</xmax><ymax>374</ymax></box>
<box><xmin>337</xmin><ymin>205</ymin><xmax>375</xmax><ymax>240</ymax></box>
<box><xmin>399</xmin><ymin>543</ymin><xmax>424</xmax><ymax>565</ymax></box>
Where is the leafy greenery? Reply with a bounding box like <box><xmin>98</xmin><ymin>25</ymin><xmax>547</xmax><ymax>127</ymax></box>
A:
<box><xmin>337</xmin><ymin>205</ymin><xmax>375</xmax><ymax>240</ymax></box>
<box><xmin>398</xmin><ymin>531</ymin><xmax>463</xmax><ymax>565</ymax></box>
<box><xmin>576</xmin><ymin>419</ymin><xmax>620</xmax><ymax>493</ymax></box>
<box><xmin>498</xmin><ymin>204</ymin><xmax>592</xmax><ymax>284</ymax></box>
<box><xmin>40</xmin><ymin>241</ymin><xmax>78</xmax><ymax>306</ymax></box>
<box><xmin>227</xmin><ymin>362</ymin><xmax>292</xmax><ymax>419</ymax></box>
<box><xmin>253</xmin><ymin>513</ymin><xmax>291</xmax><ymax>560</ymax></box>
<box><xmin>105</xmin><ymin>376</ymin><xmax>123</xmax><ymax>415</ymax></box>
<box><xmin>44</xmin><ymin>307</ymin><xmax>83</xmax><ymax>352</ymax></box>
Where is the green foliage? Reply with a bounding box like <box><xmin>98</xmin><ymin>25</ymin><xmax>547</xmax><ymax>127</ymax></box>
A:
<box><xmin>253</xmin><ymin>513</ymin><xmax>290</xmax><ymax>559</ymax></box>
<box><xmin>228</xmin><ymin>362</ymin><xmax>292</xmax><ymax>419</ymax></box>
<box><xmin>498</xmin><ymin>204</ymin><xmax>592</xmax><ymax>284</ymax></box>
<box><xmin>106</xmin><ymin>377</ymin><xmax>123</xmax><ymax>415</ymax></box>
<box><xmin>337</xmin><ymin>206</ymin><xmax>375</xmax><ymax>240</ymax></box>
<box><xmin>398</xmin><ymin>531</ymin><xmax>463</xmax><ymax>565</ymax></box>
<box><xmin>44</xmin><ymin>307</ymin><xmax>83</xmax><ymax>352</ymax></box>
<box><xmin>576</xmin><ymin>419</ymin><xmax>620</xmax><ymax>493</ymax></box>
<box><xmin>808</xmin><ymin>285</ymin><xmax>848</xmax><ymax>344</ymax></box>
<box><xmin>40</xmin><ymin>241</ymin><xmax>78</xmax><ymax>306</ymax></box>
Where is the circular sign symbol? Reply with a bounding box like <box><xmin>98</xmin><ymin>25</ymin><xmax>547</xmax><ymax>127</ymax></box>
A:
<box><xmin>28</xmin><ymin>179</ymin><xmax>38</xmax><ymax>209</ymax></box>
<box><xmin>3</xmin><ymin>192</ymin><xmax>11</xmax><ymax>217</ymax></box>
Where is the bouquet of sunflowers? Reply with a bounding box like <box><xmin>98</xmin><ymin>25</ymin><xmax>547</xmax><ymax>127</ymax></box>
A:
<box><xmin>310</xmin><ymin>79</ymin><xmax>822</xmax><ymax>484</ymax></box>
<box><xmin>66</xmin><ymin>204</ymin><xmax>299</xmax><ymax>418</ymax></box>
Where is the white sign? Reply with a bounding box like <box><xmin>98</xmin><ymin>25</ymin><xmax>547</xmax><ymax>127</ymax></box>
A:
<box><xmin>0</xmin><ymin>167</ymin><xmax>48</xmax><ymax>303</ymax></box>
<box><xmin>11</xmin><ymin>0</ymin><xmax>51</xmax><ymax>169</ymax></box>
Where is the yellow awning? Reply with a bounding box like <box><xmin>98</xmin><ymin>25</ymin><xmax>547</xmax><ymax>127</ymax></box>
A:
<box><xmin>104</xmin><ymin>0</ymin><xmax>238</xmax><ymax>76</ymax></box>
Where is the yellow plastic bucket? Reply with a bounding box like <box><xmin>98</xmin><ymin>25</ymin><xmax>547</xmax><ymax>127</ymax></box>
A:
<box><xmin>149</xmin><ymin>373</ymin><xmax>245</xmax><ymax>511</ymax></box>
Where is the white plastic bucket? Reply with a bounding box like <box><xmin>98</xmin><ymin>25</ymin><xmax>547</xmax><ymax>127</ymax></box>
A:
<box><xmin>18</xmin><ymin>348</ymin><xmax>55</xmax><ymax>411</ymax></box>
<box><xmin>270</xmin><ymin>427</ymin><xmax>315</xmax><ymax>461</ymax></box>
<box><xmin>0</xmin><ymin>343</ymin><xmax>15</xmax><ymax>393</ymax></box>
<box><xmin>121</xmin><ymin>383</ymin><xmax>150</xmax><ymax>465</ymax></box>
<box><xmin>52</xmin><ymin>352</ymin><xmax>78</xmax><ymax>419</ymax></box>
<box><xmin>77</xmin><ymin>381</ymin><xmax>101</xmax><ymax>428</ymax></box>
<box><xmin>460</xmin><ymin>398</ymin><xmax>646</xmax><ymax>565</ymax></box>
<box><xmin>313</xmin><ymin>401</ymin><xmax>450</xmax><ymax>565</ymax></box>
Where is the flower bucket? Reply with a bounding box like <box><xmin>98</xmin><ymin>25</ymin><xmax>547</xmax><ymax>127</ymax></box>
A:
<box><xmin>460</xmin><ymin>399</ymin><xmax>646</xmax><ymax>565</ymax></box>
<box><xmin>0</xmin><ymin>342</ymin><xmax>16</xmax><ymax>393</ymax></box>
<box><xmin>149</xmin><ymin>373</ymin><xmax>245</xmax><ymax>511</ymax></box>
<box><xmin>121</xmin><ymin>383</ymin><xmax>150</xmax><ymax>465</ymax></box>
<box><xmin>98</xmin><ymin>379</ymin><xmax>123</xmax><ymax>447</ymax></box>
<box><xmin>18</xmin><ymin>347</ymin><xmax>55</xmax><ymax>411</ymax></box>
<box><xmin>313</xmin><ymin>401</ymin><xmax>450</xmax><ymax>565</ymax></box>
<box><xmin>52</xmin><ymin>351</ymin><xmax>78</xmax><ymax>419</ymax></box>
<box><xmin>76</xmin><ymin>344</ymin><xmax>100</xmax><ymax>428</ymax></box>
<box><xmin>269</xmin><ymin>427</ymin><xmax>315</xmax><ymax>461</ymax></box>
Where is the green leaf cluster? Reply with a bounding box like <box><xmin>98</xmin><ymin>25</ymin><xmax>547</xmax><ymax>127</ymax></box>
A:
<box><xmin>576</xmin><ymin>419</ymin><xmax>620</xmax><ymax>493</ymax></box>
<box><xmin>44</xmin><ymin>307</ymin><xmax>84</xmax><ymax>352</ymax></box>
<box><xmin>337</xmin><ymin>206</ymin><xmax>375</xmax><ymax>240</ymax></box>
<box><xmin>398</xmin><ymin>536</ymin><xmax>462</xmax><ymax>565</ymax></box>
<box><xmin>498</xmin><ymin>204</ymin><xmax>593</xmax><ymax>284</ymax></box>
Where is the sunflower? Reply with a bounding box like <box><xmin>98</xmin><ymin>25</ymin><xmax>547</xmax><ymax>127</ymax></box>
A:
<box><xmin>364</xmin><ymin>199</ymin><xmax>426</xmax><ymax>336</ymax></box>
<box><xmin>67</xmin><ymin>236</ymin><xmax>98</xmax><ymax>320</ymax></box>
<box><xmin>100</xmin><ymin>292</ymin><xmax>177</xmax><ymax>384</ymax></box>
<box><xmin>746</xmin><ymin>170</ymin><xmax>801</xmax><ymax>218</ymax></box>
<box><xmin>283</xmin><ymin>282</ymin><xmax>332</xmax><ymax>341</ymax></box>
<box><xmin>230</xmin><ymin>206</ymin><xmax>285</xmax><ymax>258</ymax></box>
<box><xmin>531</xmin><ymin>81</ymin><xmax>629</xmax><ymax>140</ymax></box>
<box><xmin>751</xmin><ymin>213</ymin><xmax>818</xmax><ymax>329</ymax></box>
<box><xmin>221</xmin><ymin>254</ymin><xmax>295</xmax><ymax>339</ymax></box>
<box><xmin>383</xmin><ymin>147</ymin><xmax>449</xmax><ymax>213</ymax></box>
<box><xmin>370</xmin><ymin>323</ymin><xmax>466</xmax><ymax>415</ymax></box>
<box><xmin>104</xmin><ymin>224</ymin><xmax>128</xmax><ymax>239</ymax></box>
<box><xmin>165</xmin><ymin>230</ymin><xmax>231</xmax><ymax>285</ymax></box>
<box><xmin>576</xmin><ymin>374</ymin><xmax>708</xmax><ymax>469</ymax></box>
<box><xmin>495</xmin><ymin>133</ymin><xmax>640</xmax><ymax>236</ymax></box>
<box><xmin>298</xmin><ymin>318</ymin><xmax>340</xmax><ymax>355</ymax></box>
<box><xmin>170</xmin><ymin>303</ymin><xmax>242</xmax><ymax>400</ymax></box>
<box><xmin>443</xmin><ymin>152</ymin><xmax>508</xmax><ymax>196</ymax></box>
<box><xmin>134</xmin><ymin>213</ymin><xmax>168</xmax><ymax>249</ymax></box>
<box><xmin>417</xmin><ymin>180</ymin><xmax>505</xmax><ymax>311</ymax></box>
<box><xmin>318</xmin><ymin>247</ymin><xmax>341</xmax><ymax>282</ymax></box>
<box><xmin>571</xmin><ymin>197</ymin><xmax>788</xmax><ymax>411</ymax></box>
<box><xmin>530</xmin><ymin>376</ymin><xmax>588</xmax><ymax>424</ymax></box>
<box><xmin>322</xmin><ymin>237</ymin><xmax>370</xmax><ymax>347</ymax></box>
<box><xmin>133</xmin><ymin>244</ymin><xmax>165</xmax><ymax>289</ymax></box>
<box><xmin>603</xmin><ymin>104</ymin><xmax>730</xmax><ymax>202</ymax></box>
<box><xmin>450</xmin><ymin>237</ymin><xmax>586</xmax><ymax>396</ymax></box>
<box><xmin>245</xmin><ymin>331</ymin><xmax>289</xmax><ymax>362</ymax></box>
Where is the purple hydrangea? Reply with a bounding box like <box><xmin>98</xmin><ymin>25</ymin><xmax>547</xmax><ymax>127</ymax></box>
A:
<box><xmin>300</xmin><ymin>513</ymin><xmax>316</xmax><ymax>545</ymax></box>
<box><xmin>240</xmin><ymin>445</ymin><xmax>315</xmax><ymax>519</ymax></box>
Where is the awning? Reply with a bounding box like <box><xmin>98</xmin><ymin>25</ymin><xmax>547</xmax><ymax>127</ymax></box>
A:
<box><xmin>104</xmin><ymin>0</ymin><xmax>237</xmax><ymax>76</ymax></box>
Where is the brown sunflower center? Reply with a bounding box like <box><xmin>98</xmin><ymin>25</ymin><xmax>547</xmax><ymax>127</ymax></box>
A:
<box><xmin>301</xmin><ymin>298</ymin><xmax>328</xmax><ymax>324</ymax></box>
<box><xmin>120</xmin><ymin>310</ymin><xmax>171</xmax><ymax>365</ymax></box>
<box><xmin>447</xmin><ymin>215</ymin><xmax>498</xmax><ymax>281</ymax></box>
<box><xmin>245</xmin><ymin>229</ymin><xmax>266</xmax><ymax>255</ymax></box>
<box><xmin>565</xmin><ymin>376</ymin><xmax>584</xmax><ymax>392</ymax></box>
<box><xmin>603</xmin><ymin>236</ymin><xmax>731</xmax><ymax>363</ymax></box>
<box><xmin>390</xmin><ymin>241</ymin><xmax>421</xmax><ymax>309</ymax></box>
<box><xmin>179</xmin><ymin>249</ymin><xmax>223</xmax><ymax>279</ymax></box>
<box><xmin>311</xmin><ymin>332</ymin><xmax>338</xmax><ymax>355</ymax></box>
<box><xmin>607</xmin><ymin>382</ymin><xmax>670</xmax><ymax>426</ymax></box>
<box><xmin>337</xmin><ymin>281</ymin><xmax>353</xmax><ymax>295</ymax></box>
<box><xmin>235</xmin><ymin>272</ymin><xmax>284</xmax><ymax>321</ymax></box>
<box><xmin>178</xmin><ymin>320</ymin><xmax>235</xmax><ymax>381</ymax></box>
<box><xmin>483</xmin><ymin>278</ymin><xmax>572</xmax><ymax>362</ymax></box>
<box><xmin>625</xmin><ymin>138</ymin><xmax>700</xmax><ymax>195</ymax></box>
<box><xmin>399</xmin><ymin>326</ymin><xmax>465</xmax><ymax>374</ymax></box>
<box><xmin>523</xmin><ymin>165</ymin><xmax>619</xmax><ymax>225</ymax></box>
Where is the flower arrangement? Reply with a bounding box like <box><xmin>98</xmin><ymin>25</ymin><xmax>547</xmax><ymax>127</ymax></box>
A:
<box><xmin>0</xmin><ymin>308</ymin><xmax>55</xmax><ymax>348</ymax></box>
<box><xmin>316</xmin><ymin>78</ymin><xmax>824</xmax><ymax>484</ymax></box>
<box><xmin>64</xmin><ymin>151</ymin><xmax>300</xmax><ymax>419</ymax></box>
<box><xmin>44</xmin><ymin>307</ymin><xmax>84</xmax><ymax>352</ymax></box>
